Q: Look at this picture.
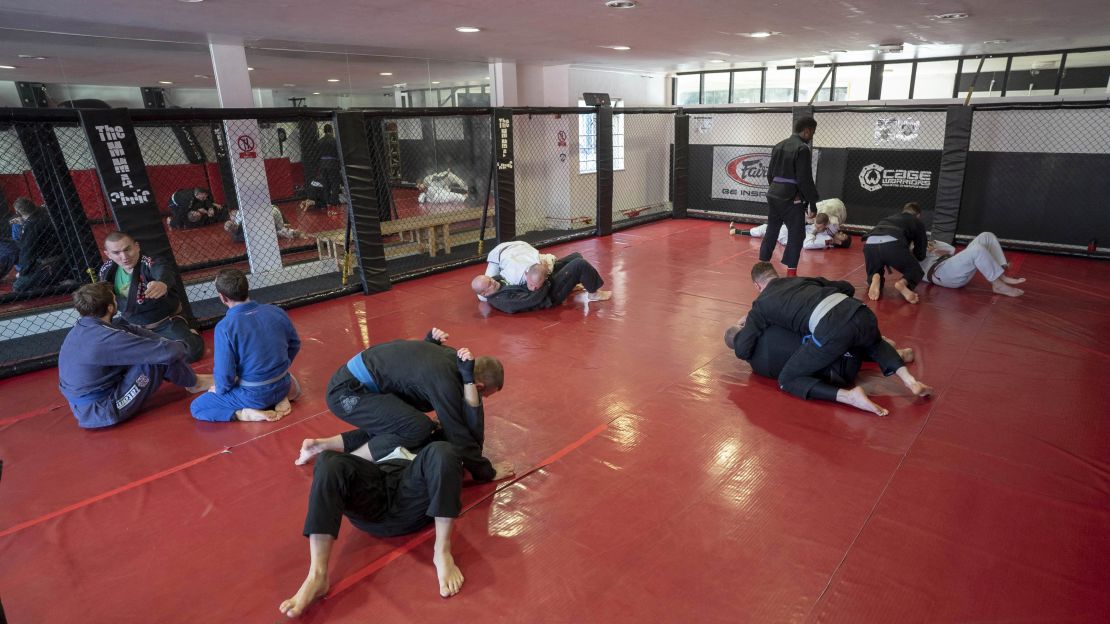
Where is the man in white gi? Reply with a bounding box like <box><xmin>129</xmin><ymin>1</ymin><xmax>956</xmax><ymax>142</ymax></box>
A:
<box><xmin>921</xmin><ymin>232</ymin><xmax>1025</xmax><ymax>297</ymax></box>
<box><xmin>417</xmin><ymin>169</ymin><xmax>469</xmax><ymax>204</ymax></box>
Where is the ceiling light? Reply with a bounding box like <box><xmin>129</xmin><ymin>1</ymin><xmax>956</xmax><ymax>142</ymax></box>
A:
<box><xmin>193</xmin><ymin>74</ymin><xmax>210</xmax><ymax>79</ymax></box>
<box><xmin>606</xmin><ymin>0</ymin><xmax>637</xmax><ymax>8</ymax></box>
<box><xmin>327</xmin><ymin>78</ymin><xmax>340</xmax><ymax>82</ymax></box>
<box><xmin>455</xmin><ymin>26</ymin><xmax>481</xmax><ymax>33</ymax></box>
<box><xmin>746</xmin><ymin>31</ymin><xmax>776</xmax><ymax>38</ymax></box>
<box><xmin>247</xmin><ymin>67</ymin><xmax>255</xmax><ymax>71</ymax></box>
<box><xmin>932</xmin><ymin>12</ymin><xmax>969</xmax><ymax>20</ymax></box>
<box><xmin>485</xmin><ymin>76</ymin><xmax>491</xmax><ymax>80</ymax></box>
<box><xmin>18</xmin><ymin>54</ymin><xmax>48</xmax><ymax>60</ymax></box>
<box><xmin>159</xmin><ymin>81</ymin><xmax>173</xmax><ymax>85</ymax></box>
<box><xmin>312</xmin><ymin>92</ymin><xmax>321</xmax><ymax>95</ymax></box>
<box><xmin>283</xmin><ymin>83</ymin><xmax>296</xmax><ymax>87</ymax></box>
<box><xmin>602</xmin><ymin>45</ymin><xmax>632</xmax><ymax>51</ymax></box>
<box><xmin>709</xmin><ymin>59</ymin><xmax>725</xmax><ymax>63</ymax></box>
<box><xmin>0</xmin><ymin>65</ymin><xmax>16</xmax><ymax>70</ymax></box>
<box><xmin>983</xmin><ymin>39</ymin><xmax>1009</xmax><ymax>45</ymax></box>
<box><xmin>380</xmin><ymin>72</ymin><xmax>393</xmax><ymax>76</ymax></box>
<box><xmin>431</xmin><ymin>81</ymin><xmax>441</xmax><ymax>84</ymax></box>
<box><xmin>178</xmin><ymin>0</ymin><xmax>205</xmax><ymax>3</ymax></box>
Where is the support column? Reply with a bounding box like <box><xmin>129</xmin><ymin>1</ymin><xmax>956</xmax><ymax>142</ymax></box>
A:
<box><xmin>222</xmin><ymin>118</ymin><xmax>282</xmax><ymax>272</ymax></box>
<box><xmin>489</xmin><ymin>61</ymin><xmax>517</xmax><ymax>106</ymax></box>
<box><xmin>595</xmin><ymin>105</ymin><xmax>613</xmax><ymax>236</ymax></box>
<box><xmin>208</xmin><ymin>40</ymin><xmax>254</xmax><ymax>109</ymax></box>
<box><xmin>672</xmin><ymin>112</ymin><xmax>689</xmax><ymax>218</ymax></box>
<box><xmin>932</xmin><ymin>105</ymin><xmax>974</xmax><ymax>244</ymax></box>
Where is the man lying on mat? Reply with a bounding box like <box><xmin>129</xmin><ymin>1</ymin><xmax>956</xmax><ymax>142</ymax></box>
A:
<box><xmin>189</xmin><ymin>269</ymin><xmax>302</xmax><ymax>423</ymax></box>
<box><xmin>732</xmin><ymin>262</ymin><xmax>932</xmax><ymax>416</ymax></box>
<box><xmin>58</xmin><ymin>282</ymin><xmax>213</xmax><ymax>428</ymax></box>
<box><xmin>919</xmin><ymin>232</ymin><xmax>1025</xmax><ymax>297</ymax></box>
<box><xmin>471</xmin><ymin>251</ymin><xmax>611</xmax><ymax>314</ymax></box>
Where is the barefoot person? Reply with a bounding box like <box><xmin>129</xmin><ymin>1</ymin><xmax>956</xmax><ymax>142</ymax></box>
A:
<box><xmin>470</xmin><ymin>252</ymin><xmax>611</xmax><ymax>314</ymax></box>
<box><xmin>863</xmin><ymin>202</ymin><xmax>929</xmax><ymax>304</ymax></box>
<box><xmin>732</xmin><ymin>262</ymin><xmax>932</xmax><ymax>416</ymax></box>
<box><xmin>189</xmin><ymin>269</ymin><xmax>301</xmax><ymax>422</ymax></box>
<box><xmin>761</xmin><ymin>116</ymin><xmax>820</xmax><ymax>277</ymax></box>
<box><xmin>58</xmin><ymin>282</ymin><xmax>212</xmax><ymax>428</ymax></box>
<box><xmin>279</xmin><ymin>436</ymin><xmax>510</xmax><ymax>618</ymax></box>
<box><xmin>921</xmin><ymin>232</ymin><xmax>1025</xmax><ymax>297</ymax></box>
<box><xmin>325</xmin><ymin>327</ymin><xmax>507</xmax><ymax>482</ymax></box>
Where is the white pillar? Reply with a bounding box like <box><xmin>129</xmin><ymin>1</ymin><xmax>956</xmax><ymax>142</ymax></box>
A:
<box><xmin>222</xmin><ymin>118</ymin><xmax>282</xmax><ymax>272</ymax></box>
<box><xmin>489</xmin><ymin>61</ymin><xmax>517</xmax><ymax>106</ymax></box>
<box><xmin>208</xmin><ymin>39</ymin><xmax>253</xmax><ymax>108</ymax></box>
<box><xmin>542</xmin><ymin>65</ymin><xmax>571</xmax><ymax>106</ymax></box>
<box><xmin>394</xmin><ymin>86</ymin><xmax>404</xmax><ymax>108</ymax></box>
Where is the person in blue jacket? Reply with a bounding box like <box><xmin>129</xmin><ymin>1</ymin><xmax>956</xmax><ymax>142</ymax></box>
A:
<box><xmin>58</xmin><ymin>282</ymin><xmax>212</xmax><ymax>428</ymax></box>
<box><xmin>189</xmin><ymin>268</ymin><xmax>301</xmax><ymax>422</ymax></box>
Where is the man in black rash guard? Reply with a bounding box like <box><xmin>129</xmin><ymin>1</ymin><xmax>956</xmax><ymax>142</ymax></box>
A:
<box><xmin>761</xmin><ymin>116</ymin><xmax>820</xmax><ymax>277</ymax></box>
<box><xmin>863</xmin><ymin>202</ymin><xmax>929</xmax><ymax>304</ymax></box>
<box><xmin>732</xmin><ymin>262</ymin><xmax>932</xmax><ymax>416</ymax></box>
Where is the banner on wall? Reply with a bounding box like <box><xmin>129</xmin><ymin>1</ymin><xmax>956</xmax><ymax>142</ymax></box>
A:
<box><xmin>844</xmin><ymin>149</ymin><xmax>941</xmax><ymax>207</ymax></box>
<box><xmin>711</xmin><ymin>145</ymin><xmax>820</xmax><ymax>201</ymax></box>
<box><xmin>79</xmin><ymin>109</ymin><xmax>158</xmax><ymax>218</ymax></box>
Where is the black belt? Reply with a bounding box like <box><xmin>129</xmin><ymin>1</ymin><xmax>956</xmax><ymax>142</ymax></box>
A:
<box><xmin>926</xmin><ymin>254</ymin><xmax>952</xmax><ymax>283</ymax></box>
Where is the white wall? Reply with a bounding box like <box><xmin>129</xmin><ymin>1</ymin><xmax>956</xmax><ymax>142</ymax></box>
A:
<box><xmin>0</xmin><ymin>82</ymin><xmax>21</xmax><ymax>107</ymax></box>
<box><xmin>568</xmin><ymin>67</ymin><xmax>665</xmax><ymax>107</ymax></box>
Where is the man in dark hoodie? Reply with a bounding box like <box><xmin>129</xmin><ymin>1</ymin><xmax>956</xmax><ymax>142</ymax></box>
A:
<box><xmin>98</xmin><ymin>231</ymin><xmax>204</xmax><ymax>362</ymax></box>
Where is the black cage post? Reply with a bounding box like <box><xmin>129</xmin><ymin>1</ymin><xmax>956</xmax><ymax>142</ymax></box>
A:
<box><xmin>595</xmin><ymin>104</ymin><xmax>614</xmax><ymax>236</ymax></box>
<box><xmin>933</xmin><ymin>105</ymin><xmax>974</xmax><ymax>244</ymax></box>
<box><xmin>493</xmin><ymin>108</ymin><xmax>516</xmax><ymax>241</ymax></box>
<box><xmin>335</xmin><ymin>111</ymin><xmax>391</xmax><ymax>294</ymax></box>
<box><xmin>672</xmin><ymin>112</ymin><xmax>689</xmax><ymax>218</ymax></box>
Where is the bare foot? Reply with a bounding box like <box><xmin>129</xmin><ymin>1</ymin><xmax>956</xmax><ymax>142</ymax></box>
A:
<box><xmin>897</xmin><ymin>347</ymin><xmax>915</xmax><ymax>363</ymax></box>
<box><xmin>186</xmin><ymin>374</ymin><xmax>214</xmax><ymax>394</ymax></box>
<box><xmin>587</xmin><ymin>290</ymin><xmax>612</xmax><ymax>301</ymax></box>
<box><xmin>1001</xmin><ymin>275</ymin><xmax>1026</xmax><ymax>285</ymax></box>
<box><xmin>237</xmin><ymin>407</ymin><xmax>283</xmax><ymax>422</ymax></box>
<box><xmin>295</xmin><ymin>438</ymin><xmax>340</xmax><ymax>465</ymax></box>
<box><xmin>991</xmin><ymin>280</ymin><xmax>1024</xmax><ymax>297</ymax></box>
<box><xmin>868</xmin><ymin>274</ymin><xmax>881</xmax><ymax>301</ymax></box>
<box><xmin>908</xmin><ymin>380</ymin><xmax>933</xmax><ymax>398</ymax></box>
<box><xmin>728</xmin><ymin>221</ymin><xmax>737</xmax><ymax>235</ymax></box>
<box><xmin>274</xmin><ymin>398</ymin><xmax>293</xmax><ymax>417</ymax></box>
<box><xmin>571</xmin><ymin>283</ymin><xmax>586</xmax><ymax>293</ymax></box>
<box><xmin>894</xmin><ymin>281</ymin><xmax>919</xmax><ymax>304</ymax></box>
<box><xmin>433</xmin><ymin>551</ymin><xmax>465</xmax><ymax>598</ymax></box>
<box><xmin>279</xmin><ymin>572</ymin><xmax>329</xmax><ymax>618</ymax></box>
<box><xmin>838</xmin><ymin>386</ymin><xmax>889</xmax><ymax>416</ymax></box>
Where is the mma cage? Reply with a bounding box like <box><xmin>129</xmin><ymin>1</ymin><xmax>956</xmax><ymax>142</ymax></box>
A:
<box><xmin>1</xmin><ymin>99</ymin><xmax>1108</xmax><ymax>376</ymax></box>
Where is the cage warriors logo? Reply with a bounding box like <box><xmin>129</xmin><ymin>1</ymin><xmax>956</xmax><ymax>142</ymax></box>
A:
<box><xmin>725</xmin><ymin>153</ymin><xmax>771</xmax><ymax>188</ymax></box>
<box><xmin>859</xmin><ymin>163</ymin><xmax>932</xmax><ymax>192</ymax></box>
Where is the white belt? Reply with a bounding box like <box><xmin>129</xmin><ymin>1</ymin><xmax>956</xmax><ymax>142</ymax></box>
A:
<box><xmin>809</xmin><ymin>293</ymin><xmax>849</xmax><ymax>334</ymax></box>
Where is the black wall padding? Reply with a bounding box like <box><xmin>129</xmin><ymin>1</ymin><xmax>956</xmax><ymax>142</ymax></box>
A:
<box><xmin>493</xmin><ymin>109</ymin><xmax>515</xmax><ymax>241</ymax></box>
<box><xmin>297</xmin><ymin>119</ymin><xmax>320</xmax><ymax>190</ymax></box>
<box><xmin>932</xmin><ymin>105</ymin><xmax>973</xmax><ymax>244</ymax></box>
<box><xmin>209</xmin><ymin>124</ymin><xmax>238</xmax><ymax>210</ymax></box>
<box><xmin>17</xmin><ymin>124</ymin><xmax>102</xmax><ymax>283</ymax></box>
<box><xmin>595</xmin><ymin>106</ymin><xmax>614</xmax><ymax>236</ymax></box>
<box><xmin>672</xmin><ymin>113</ymin><xmax>689</xmax><ymax>218</ymax></box>
<box><xmin>958</xmin><ymin>151</ymin><xmax>1110</xmax><ymax>247</ymax></box>
<box><xmin>364</xmin><ymin>119</ymin><xmax>395</xmax><ymax>222</ymax></box>
<box><xmin>335</xmin><ymin>111</ymin><xmax>391</xmax><ymax>295</ymax></box>
<box><xmin>687</xmin><ymin>144</ymin><xmax>768</xmax><ymax>217</ymax></box>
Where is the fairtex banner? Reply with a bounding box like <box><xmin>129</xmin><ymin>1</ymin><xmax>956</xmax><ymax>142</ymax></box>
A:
<box><xmin>711</xmin><ymin>145</ymin><xmax>820</xmax><ymax>201</ymax></box>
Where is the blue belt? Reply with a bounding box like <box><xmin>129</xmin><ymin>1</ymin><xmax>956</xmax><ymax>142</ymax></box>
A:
<box><xmin>346</xmin><ymin>355</ymin><xmax>381</xmax><ymax>393</ymax></box>
<box><xmin>802</xmin><ymin>334</ymin><xmax>824</xmax><ymax>348</ymax></box>
<box><xmin>320</xmin><ymin>156</ymin><xmax>338</xmax><ymax>160</ymax></box>
<box><xmin>239</xmin><ymin>371</ymin><xmax>289</xmax><ymax>388</ymax></box>
<box><xmin>70</xmin><ymin>386</ymin><xmax>114</xmax><ymax>406</ymax></box>
<box><xmin>772</xmin><ymin>176</ymin><xmax>798</xmax><ymax>184</ymax></box>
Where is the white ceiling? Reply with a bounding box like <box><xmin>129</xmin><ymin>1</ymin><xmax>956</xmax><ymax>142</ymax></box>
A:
<box><xmin>1</xmin><ymin>0</ymin><xmax>1109</xmax><ymax>91</ymax></box>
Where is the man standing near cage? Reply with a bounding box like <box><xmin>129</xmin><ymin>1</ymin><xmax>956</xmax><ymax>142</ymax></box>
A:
<box><xmin>99</xmin><ymin>231</ymin><xmax>205</xmax><ymax>362</ymax></box>
<box><xmin>58</xmin><ymin>282</ymin><xmax>213</xmax><ymax>428</ymax></box>
<box><xmin>189</xmin><ymin>269</ymin><xmax>302</xmax><ymax>422</ymax></box>
<box><xmin>761</xmin><ymin>116</ymin><xmax>820</xmax><ymax>277</ymax></box>
<box><xmin>314</xmin><ymin>124</ymin><xmax>342</xmax><ymax>207</ymax></box>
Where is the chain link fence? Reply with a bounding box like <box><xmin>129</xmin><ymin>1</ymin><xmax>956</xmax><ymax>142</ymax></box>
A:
<box><xmin>1</xmin><ymin>120</ymin><xmax>103</xmax><ymax>371</ymax></box>
<box><xmin>366</xmin><ymin>111</ymin><xmax>495</xmax><ymax>278</ymax></box>
<box><xmin>812</xmin><ymin>107</ymin><xmax>947</xmax><ymax>229</ymax></box>
<box><xmin>613</xmin><ymin>111</ymin><xmax>675</xmax><ymax>230</ymax></box>
<box><xmin>513</xmin><ymin>111</ymin><xmax>598</xmax><ymax>246</ymax></box>
<box><xmin>960</xmin><ymin>103</ymin><xmax>1110</xmax><ymax>251</ymax></box>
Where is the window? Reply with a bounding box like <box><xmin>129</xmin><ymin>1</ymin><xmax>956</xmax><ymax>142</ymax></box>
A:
<box><xmin>1058</xmin><ymin>50</ymin><xmax>1110</xmax><ymax>96</ymax></box>
<box><xmin>958</xmin><ymin>57</ymin><xmax>1008</xmax><ymax>99</ymax></box>
<box><xmin>880</xmin><ymin>63</ymin><xmax>912</xmax><ymax>99</ymax></box>
<box><xmin>577</xmin><ymin>99</ymin><xmax>625</xmax><ymax>174</ymax></box>
<box><xmin>798</xmin><ymin>66</ymin><xmax>832</xmax><ymax>102</ymax></box>
<box><xmin>833</xmin><ymin>65</ymin><xmax>871</xmax><ymax>101</ymax></box>
<box><xmin>912</xmin><ymin>60</ymin><xmax>959</xmax><ymax>99</ymax></box>
<box><xmin>732</xmin><ymin>70</ymin><xmax>762</xmax><ymax>103</ymax></box>
<box><xmin>675</xmin><ymin>75</ymin><xmax>700</xmax><ymax>105</ymax></box>
<box><xmin>764</xmin><ymin>66</ymin><xmax>795</xmax><ymax>102</ymax></box>
<box><xmin>703</xmin><ymin>72</ymin><xmax>730</xmax><ymax>104</ymax></box>
<box><xmin>1007</xmin><ymin>54</ymin><xmax>1062</xmax><ymax>96</ymax></box>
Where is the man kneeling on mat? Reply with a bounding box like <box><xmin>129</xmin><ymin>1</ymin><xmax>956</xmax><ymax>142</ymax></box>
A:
<box><xmin>470</xmin><ymin>252</ymin><xmax>611</xmax><ymax>314</ymax></box>
<box><xmin>732</xmin><ymin>262</ymin><xmax>932</xmax><ymax>416</ymax></box>
<box><xmin>189</xmin><ymin>269</ymin><xmax>302</xmax><ymax>422</ymax></box>
<box><xmin>58</xmin><ymin>282</ymin><xmax>213</xmax><ymax>428</ymax></box>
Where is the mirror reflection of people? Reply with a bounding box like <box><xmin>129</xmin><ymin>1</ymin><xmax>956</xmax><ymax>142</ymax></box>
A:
<box><xmin>417</xmin><ymin>169</ymin><xmax>469</xmax><ymax>204</ymax></box>
<box><xmin>9</xmin><ymin>197</ymin><xmax>67</xmax><ymax>292</ymax></box>
<box><xmin>167</xmin><ymin>187</ymin><xmax>226</xmax><ymax>229</ymax></box>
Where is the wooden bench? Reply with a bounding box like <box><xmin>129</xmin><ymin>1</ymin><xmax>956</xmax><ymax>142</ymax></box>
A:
<box><xmin>314</xmin><ymin>207</ymin><xmax>495</xmax><ymax>267</ymax></box>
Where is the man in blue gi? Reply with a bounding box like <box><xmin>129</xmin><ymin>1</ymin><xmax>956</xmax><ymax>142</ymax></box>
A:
<box><xmin>58</xmin><ymin>282</ymin><xmax>212</xmax><ymax>429</ymax></box>
<box><xmin>99</xmin><ymin>231</ymin><xmax>205</xmax><ymax>362</ymax></box>
<box><xmin>190</xmin><ymin>269</ymin><xmax>301</xmax><ymax>422</ymax></box>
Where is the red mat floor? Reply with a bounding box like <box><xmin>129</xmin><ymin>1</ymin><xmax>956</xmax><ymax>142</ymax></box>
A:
<box><xmin>1</xmin><ymin>219</ymin><xmax>1108</xmax><ymax>623</ymax></box>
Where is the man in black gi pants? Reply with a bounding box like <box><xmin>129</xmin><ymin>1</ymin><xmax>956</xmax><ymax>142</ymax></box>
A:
<box><xmin>733</xmin><ymin>262</ymin><xmax>932</xmax><ymax>416</ymax></box>
<box><xmin>864</xmin><ymin>202</ymin><xmax>928</xmax><ymax>304</ymax></box>
<box><xmin>281</xmin><ymin>329</ymin><xmax>512</xmax><ymax>617</ymax></box>
<box><xmin>315</xmin><ymin>124</ymin><xmax>342</xmax><ymax>207</ymax></box>
<box><xmin>762</xmin><ymin>116</ymin><xmax>820</xmax><ymax>277</ymax></box>
<box><xmin>470</xmin><ymin>252</ymin><xmax>612</xmax><ymax>314</ymax></box>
